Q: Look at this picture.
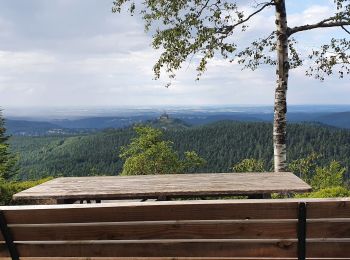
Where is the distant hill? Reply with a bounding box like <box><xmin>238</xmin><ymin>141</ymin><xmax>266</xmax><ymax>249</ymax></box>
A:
<box><xmin>9</xmin><ymin>121</ymin><xmax>350</xmax><ymax>181</ymax></box>
<box><xmin>52</xmin><ymin>116</ymin><xmax>153</xmax><ymax>129</ymax></box>
<box><xmin>179</xmin><ymin>111</ymin><xmax>350</xmax><ymax>129</ymax></box>
<box><xmin>178</xmin><ymin>113</ymin><xmax>265</xmax><ymax>125</ymax></box>
<box><xmin>5</xmin><ymin>119</ymin><xmax>94</xmax><ymax>136</ymax></box>
<box><xmin>6</xmin><ymin>119</ymin><xmax>68</xmax><ymax>136</ymax></box>
<box><xmin>315</xmin><ymin>112</ymin><xmax>350</xmax><ymax>129</ymax></box>
<box><xmin>147</xmin><ymin>114</ymin><xmax>191</xmax><ymax>130</ymax></box>
<box><xmin>6</xmin><ymin>110</ymin><xmax>350</xmax><ymax>137</ymax></box>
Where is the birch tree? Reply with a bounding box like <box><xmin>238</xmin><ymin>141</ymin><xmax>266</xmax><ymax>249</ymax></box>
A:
<box><xmin>113</xmin><ymin>0</ymin><xmax>350</xmax><ymax>172</ymax></box>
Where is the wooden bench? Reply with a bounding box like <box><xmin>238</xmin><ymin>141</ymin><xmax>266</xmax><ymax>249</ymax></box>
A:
<box><xmin>0</xmin><ymin>198</ymin><xmax>349</xmax><ymax>259</ymax></box>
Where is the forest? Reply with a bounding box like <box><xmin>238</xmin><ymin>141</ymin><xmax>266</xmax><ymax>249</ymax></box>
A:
<box><xmin>9</xmin><ymin>120</ymin><xmax>350</xmax><ymax>183</ymax></box>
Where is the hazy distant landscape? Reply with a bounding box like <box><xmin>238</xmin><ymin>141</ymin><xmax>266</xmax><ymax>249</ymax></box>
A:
<box><xmin>5</xmin><ymin>105</ymin><xmax>350</xmax><ymax>136</ymax></box>
<box><xmin>2</xmin><ymin>105</ymin><xmax>349</xmax><ymax>184</ymax></box>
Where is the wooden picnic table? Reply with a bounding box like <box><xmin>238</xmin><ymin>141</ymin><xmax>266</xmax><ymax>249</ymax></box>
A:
<box><xmin>13</xmin><ymin>172</ymin><xmax>311</xmax><ymax>204</ymax></box>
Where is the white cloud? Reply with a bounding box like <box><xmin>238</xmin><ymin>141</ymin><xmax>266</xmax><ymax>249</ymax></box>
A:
<box><xmin>289</xmin><ymin>5</ymin><xmax>333</xmax><ymax>27</ymax></box>
<box><xmin>0</xmin><ymin>51</ymin><xmax>56</xmax><ymax>71</ymax></box>
<box><xmin>0</xmin><ymin>0</ymin><xmax>348</xmax><ymax>108</ymax></box>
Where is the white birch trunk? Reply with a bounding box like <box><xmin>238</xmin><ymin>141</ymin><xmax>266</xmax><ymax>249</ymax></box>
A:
<box><xmin>274</xmin><ymin>0</ymin><xmax>289</xmax><ymax>172</ymax></box>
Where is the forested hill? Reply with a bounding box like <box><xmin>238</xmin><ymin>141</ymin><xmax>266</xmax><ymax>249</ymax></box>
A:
<box><xmin>9</xmin><ymin>121</ymin><xmax>350</xmax><ymax>181</ymax></box>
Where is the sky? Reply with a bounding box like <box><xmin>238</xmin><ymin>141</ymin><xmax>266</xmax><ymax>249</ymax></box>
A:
<box><xmin>0</xmin><ymin>0</ymin><xmax>348</xmax><ymax>108</ymax></box>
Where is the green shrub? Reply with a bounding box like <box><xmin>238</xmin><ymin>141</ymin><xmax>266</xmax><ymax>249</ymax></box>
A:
<box><xmin>120</xmin><ymin>126</ymin><xmax>205</xmax><ymax>175</ymax></box>
<box><xmin>232</xmin><ymin>159</ymin><xmax>265</xmax><ymax>172</ymax></box>
<box><xmin>0</xmin><ymin>177</ymin><xmax>52</xmax><ymax>205</ymax></box>
<box><xmin>295</xmin><ymin>186</ymin><xmax>350</xmax><ymax>198</ymax></box>
<box><xmin>311</xmin><ymin>161</ymin><xmax>346</xmax><ymax>190</ymax></box>
<box><xmin>288</xmin><ymin>152</ymin><xmax>321</xmax><ymax>184</ymax></box>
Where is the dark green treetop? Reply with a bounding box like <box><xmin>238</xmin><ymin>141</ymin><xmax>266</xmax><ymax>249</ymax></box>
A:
<box><xmin>0</xmin><ymin>110</ymin><xmax>18</xmax><ymax>180</ymax></box>
<box><xmin>119</xmin><ymin>125</ymin><xmax>205</xmax><ymax>175</ymax></box>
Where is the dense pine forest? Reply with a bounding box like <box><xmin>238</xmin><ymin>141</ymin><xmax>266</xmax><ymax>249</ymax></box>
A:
<box><xmin>9</xmin><ymin>121</ymin><xmax>350</xmax><ymax>182</ymax></box>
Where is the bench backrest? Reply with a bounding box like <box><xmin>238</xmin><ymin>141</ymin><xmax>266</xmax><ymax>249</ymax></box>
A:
<box><xmin>0</xmin><ymin>198</ymin><xmax>349</xmax><ymax>260</ymax></box>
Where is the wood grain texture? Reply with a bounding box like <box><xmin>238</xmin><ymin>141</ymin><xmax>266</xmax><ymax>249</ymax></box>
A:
<box><xmin>1</xmin><ymin>198</ymin><xmax>349</xmax><ymax>225</ymax></box>
<box><xmin>4</xmin><ymin>240</ymin><xmax>298</xmax><ymax>258</ymax></box>
<box><xmin>0</xmin><ymin>258</ymin><xmax>302</xmax><ymax>260</ymax></box>
<box><xmin>12</xmin><ymin>172</ymin><xmax>311</xmax><ymax>201</ymax></box>
<box><xmin>0</xmin><ymin>258</ymin><xmax>303</xmax><ymax>260</ymax></box>
<box><xmin>4</xmin><ymin>257</ymin><xmax>323</xmax><ymax>260</ymax></box>
<box><xmin>1</xmin><ymin>201</ymin><xmax>299</xmax><ymax>224</ymax></box>
<box><xmin>307</xmin><ymin>240</ymin><xmax>350</xmax><ymax>257</ymax></box>
<box><xmin>308</xmin><ymin>220</ymin><xmax>350</xmax><ymax>238</ymax></box>
<box><xmin>307</xmin><ymin>200</ymin><xmax>350</xmax><ymax>218</ymax></box>
<box><xmin>1</xmin><ymin>198</ymin><xmax>349</xmax><ymax>259</ymax></box>
<box><xmin>8</xmin><ymin>221</ymin><xmax>297</xmax><ymax>241</ymax></box>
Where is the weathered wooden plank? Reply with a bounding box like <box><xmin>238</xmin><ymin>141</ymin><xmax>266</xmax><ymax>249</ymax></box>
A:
<box><xmin>1</xmin><ymin>201</ymin><xmax>299</xmax><ymax>224</ymax></box>
<box><xmin>307</xmin><ymin>200</ymin><xmax>350</xmax><ymax>218</ymax></box>
<box><xmin>2</xmin><ymin>198</ymin><xmax>350</xmax><ymax>225</ymax></box>
<box><xmin>0</xmin><ymin>258</ymin><xmax>300</xmax><ymax>260</ymax></box>
<box><xmin>13</xmin><ymin>173</ymin><xmax>311</xmax><ymax>201</ymax></box>
<box><xmin>7</xmin><ymin>255</ymin><xmax>347</xmax><ymax>260</ymax></box>
<box><xmin>0</xmin><ymin>244</ymin><xmax>9</xmax><ymax>258</ymax></box>
<box><xmin>4</xmin><ymin>198</ymin><xmax>349</xmax><ymax>211</ymax></box>
<box><xmin>7</xmin><ymin>240</ymin><xmax>298</xmax><ymax>258</ymax></box>
<box><xmin>307</xmin><ymin>240</ymin><xmax>350</xmax><ymax>257</ymax></box>
<box><xmin>9</xmin><ymin>221</ymin><xmax>297</xmax><ymax>241</ymax></box>
<box><xmin>308</xmin><ymin>220</ymin><xmax>350</xmax><ymax>238</ymax></box>
<box><xmin>0</xmin><ymin>240</ymin><xmax>347</xmax><ymax>258</ymax></box>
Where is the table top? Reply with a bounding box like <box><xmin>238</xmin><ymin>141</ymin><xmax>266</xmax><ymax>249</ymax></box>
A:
<box><xmin>13</xmin><ymin>172</ymin><xmax>311</xmax><ymax>201</ymax></box>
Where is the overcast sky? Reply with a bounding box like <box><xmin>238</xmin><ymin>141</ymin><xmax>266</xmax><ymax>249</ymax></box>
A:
<box><xmin>0</xmin><ymin>0</ymin><xmax>348</xmax><ymax>108</ymax></box>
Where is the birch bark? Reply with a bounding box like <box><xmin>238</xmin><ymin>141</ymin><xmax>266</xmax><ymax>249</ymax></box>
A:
<box><xmin>274</xmin><ymin>0</ymin><xmax>289</xmax><ymax>172</ymax></box>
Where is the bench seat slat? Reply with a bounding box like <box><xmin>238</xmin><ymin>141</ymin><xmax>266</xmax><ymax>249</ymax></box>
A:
<box><xmin>5</xmin><ymin>241</ymin><xmax>298</xmax><ymax>258</ymax></box>
<box><xmin>307</xmin><ymin>241</ymin><xmax>350</xmax><ymax>257</ymax></box>
<box><xmin>0</xmin><ymin>199</ymin><xmax>349</xmax><ymax>259</ymax></box>
<box><xmin>3</xmin><ymin>257</ymin><xmax>347</xmax><ymax>260</ymax></box>
<box><xmin>8</xmin><ymin>222</ymin><xmax>297</xmax><ymax>241</ymax></box>
<box><xmin>1</xmin><ymin>202</ymin><xmax>299</xmax><ymax>225</ymax></box>
<box><xmin>307</xmin><ymin>200</ymin><xmax>350</xmax><ymax>219</ymax></box>
<box><xmin>308</xmin><ymin>221</ymin><xmax>350</xmax><ymax>238</ymax></box>
<box><xmin>1</xmin><ymin>240</ymin><xmax>348</xmax><ymax>258</ymax></box>
<box><xmin>9</xmin><ymin>220</ymin><xmax>350</xmax><ymax>242</ymax></box>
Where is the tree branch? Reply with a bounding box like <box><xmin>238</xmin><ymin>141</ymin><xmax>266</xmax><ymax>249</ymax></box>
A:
<box><xmin>218</xmin><ymin>1</ymin><xmax>275</xmax><ymax>34</ymax></box>
<box><xmin>341</xmin><ymin>25</ymin><xmax>350</xmax><ymax>35</ymax></box>
<box><xmin>289</xmin><ymin>19</ymin><xmax>350</xmax><ymax>35</ymax></box>
<box><xmin>196</xmin><ymin>0</ymin><xmax>211</xmax><ymax>19</ymax></box>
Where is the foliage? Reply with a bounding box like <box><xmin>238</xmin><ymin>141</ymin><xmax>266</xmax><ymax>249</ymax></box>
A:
<box><xmin>0</xmin><ymin>177</ymin><xmax>52</xmax><ymax>205</ymax></box>
<box><xmin>8</xmin><ymin>121</ymin><xmax>350</xmax><ymax>182</ymax></box>
<box><xmin>112</xmin><ymin>1</ymin><xmax>350</xmax><ymax>172</ymax></box>
<box><xmin>311</xmin><ymin>161</ymin><xmax>346</xmax><ymax>190</ymax></box>
<box><xmin>119</xmin><ymin>126</ymin><xmax>205</xmax><ymax>175</ymax></box>
<box><xmin>288</xmin><ymin>152</ymin><xmax>321</xmax><ymax>184</ymax></box>
<box><xmin>232</xmin><ymin>158</ymin><xmax>265</xmax><ymax>172</ymax></box>
<box><xmin>182</xmin><ymin>151</ymin><xmax>207</xmax><ymax>173</ymax></box>
<box><xmin>290</xmin><ymin>155</ymin><xmax>348</xmax><ymax>198</ymax></box>
<box><xmin>0</xmin><ymin>110</ymin><xmax>18</xmax><ymax>180</ymax></box>
<box><xmin>112</xmin><ymin>0</ymin><xmax>350</xmax><ymax>82</ymax></box>
<box><xmin>295</xmin><ymin>186</ymin><xmax>350</xmax><ymax>198</ymax></box>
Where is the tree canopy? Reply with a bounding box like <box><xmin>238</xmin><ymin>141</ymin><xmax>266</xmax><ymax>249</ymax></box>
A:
<box><xmin>119</xmin><ymin>125</ymin><xmax>205</xmax><ymax>175</ymax></box>
<box><xmin>0</xmin><ymin>110</ymin><xmax>17</xmax><ymax>180</ymax></box>
<box><xmin>232</xmin><ymin>158</ymin><xmax>265</xmax><ymax>172</ymax></box>
<box><xmin>112</xmin><ymin>0</ymin><xmax>350</xmax><ymax>81</ymax></box>
<box><xmin>113</xmin><ymin>0</ymin><xmax>350</xmax><ymax>171</ymax></box>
